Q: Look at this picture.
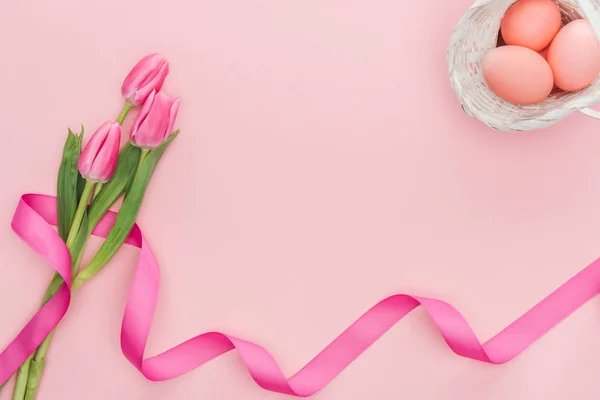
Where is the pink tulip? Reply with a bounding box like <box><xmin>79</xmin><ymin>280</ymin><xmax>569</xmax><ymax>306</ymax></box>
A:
<box><xmin>78</xmin><ymin>121</ymin><xmax>121</xmax><ymax>183</ymax></box>
<box><xmin>130</xmin><ymin>90</ymin><xmax>181</xmax><ymax>149</ymax></box>
<box><xmin>121</xmin><ymin>53</ymin><xmax>169</xmax><ymax>105</ymax></box>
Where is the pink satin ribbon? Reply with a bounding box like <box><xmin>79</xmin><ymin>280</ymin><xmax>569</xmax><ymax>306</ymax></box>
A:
<box><xmin>2</xmin><ymin>193</ymin><xmax>600</xmax><ymax>397</ymax></box>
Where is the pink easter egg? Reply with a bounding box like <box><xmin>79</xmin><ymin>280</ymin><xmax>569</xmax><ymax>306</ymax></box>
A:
<box><xmin>482</xmin><ymin>45</ymin><xmax>554</xmax><ymax>105</ymax></box>
<box><xmin>547</xmin><ymin>19</ymin><xmax>600</xmax><ymax>92</ymax></box>
<box><xmin>501</xmin><ymin>0</ymin><xmax>561</xmax><ymax>52</ymax></box>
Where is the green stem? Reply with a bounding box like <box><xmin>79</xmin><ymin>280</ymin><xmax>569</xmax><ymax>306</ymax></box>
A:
<box><xmin>11</xmin><ymin>360</ymin><xmax>30</xmax><ymax>400</ymax></box>
<box><xmin>67</xmin><ymin>239</ymin><xmax>91</xmax><ymax>293</ymax></box>
<box><xmin>11</xmin><ymin>270</ymin><xmax>69</xmax><ymax>400</ymax></box>
<box><xmin>65</xmin><ymin>180</ymin><xmax>94</xmax><ymax>249</ymax></box>
<box><xmin>116</xmin><ymin>101</ymin><xmax>133</xmax><ymax>125</ymax></box>
<box><xmin>23</xmin><ymin>354</ymin><xmax>46</xmax><ymax>400</ymax></box>
<box><xmin>13</xmin><ymin>182</ymin><xmax>94</xmax><ymax>400</ymax></box>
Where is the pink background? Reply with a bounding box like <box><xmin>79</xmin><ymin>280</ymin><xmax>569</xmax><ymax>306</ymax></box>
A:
<box><xmin>2</xmin><ymin>0</ymin><xmax>600</xmax><ymax>398</ymax></box>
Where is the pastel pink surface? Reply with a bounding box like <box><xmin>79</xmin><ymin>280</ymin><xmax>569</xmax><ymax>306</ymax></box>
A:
<box><xmin>2</xmin><ymin>1</ymin><xmax>600</xmax><ymax>400</ymax></box>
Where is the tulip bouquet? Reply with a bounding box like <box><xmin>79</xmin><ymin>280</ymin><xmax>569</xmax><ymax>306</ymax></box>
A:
<box><xmin>1</xmin><ymin>53</ymin><xmax>180</xmax><ymax>400</ymax></box>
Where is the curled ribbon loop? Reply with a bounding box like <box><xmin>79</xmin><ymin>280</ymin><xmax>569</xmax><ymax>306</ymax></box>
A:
<box><xmin>2</xmin><ymin>194</ymin><xmax>600</xmax><ymax>396</ymax></box>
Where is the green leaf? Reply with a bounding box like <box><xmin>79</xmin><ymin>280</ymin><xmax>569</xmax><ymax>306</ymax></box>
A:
<box><xmin>74</xmin><ymin>132</ymin><xmax>179</xmax><ymax>288</ymax></box>
<box><xmin>76</xmin><ymin>172</ymin><xmax>87</xmax><ymax>203</ymax></box>
<box><xmin>56</xmin><ymin>127</ymin><xmax>83</xmax><ymax>241</ymax></box>
<box><xmin>87</xmin><ymin>143</ymin><xmax>141</xmax><ymax>229</ymax></box>
<box><xmin>75</xmin><ymin>126</ymin><xmax>86</xmax><ymax>203</ymax></box>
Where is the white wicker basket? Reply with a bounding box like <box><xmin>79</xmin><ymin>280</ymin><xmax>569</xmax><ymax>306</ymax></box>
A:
<box><xmin>447</xmin><ymin>0</ymin><xmax>600</xmax><ymax>131</ymax></box>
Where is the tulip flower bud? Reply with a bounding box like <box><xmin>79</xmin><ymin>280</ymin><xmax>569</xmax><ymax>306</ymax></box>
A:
<box><xmin>130</xmin><ymin>90</ymin><xmax>181</xmax><ymax>149</ymax></box>
<box><xmin>121</xmin><ymin>53</ymin><xmax>169</xmax><ymax>105</ymax></box>
<box><xmin>78</xmin><ymin>121</ymin><xmax>122</xmax><ymax>183</ymax></box>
